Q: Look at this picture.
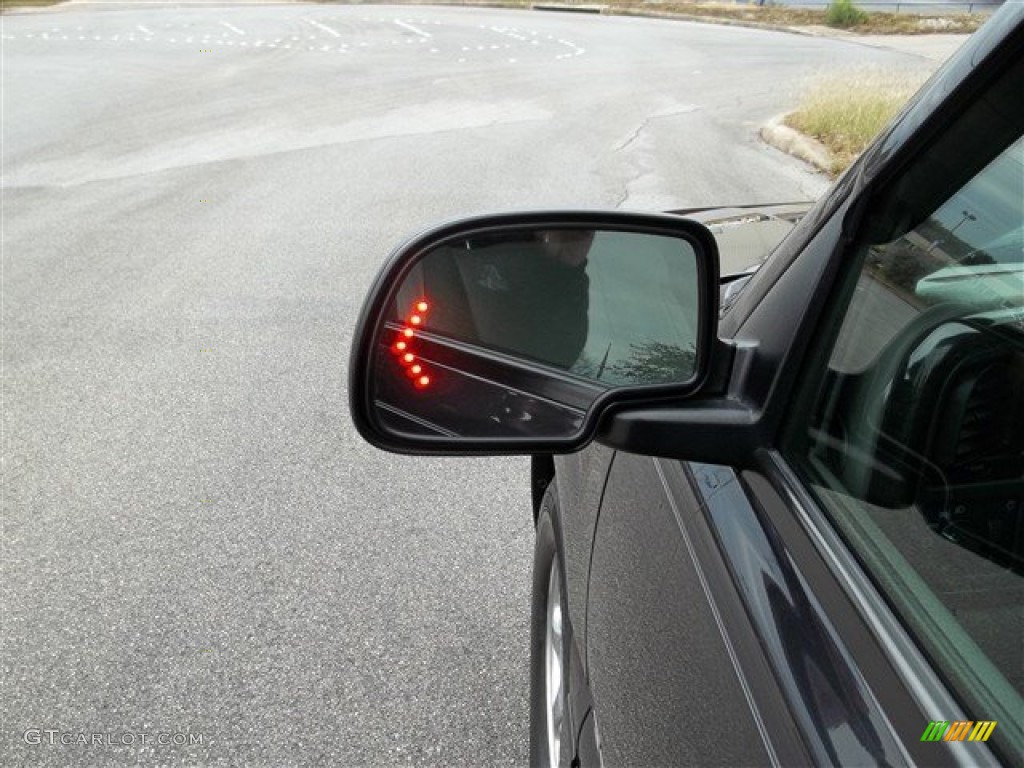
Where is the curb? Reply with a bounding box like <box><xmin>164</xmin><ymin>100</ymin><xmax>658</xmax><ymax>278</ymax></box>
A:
<box><xmin>532</xmin><ymin>3</ymin><xmax>605</xmax><ymax>13</ymax></box>
<box><xmin>759</xmin><ymin>115</ymin><xmax>834</xmax><ymax>175</ymax></box>
<box><xmin>602</xmin><ymin>7</ymin><xmax>822</xmax><ymax>38</ymax></box>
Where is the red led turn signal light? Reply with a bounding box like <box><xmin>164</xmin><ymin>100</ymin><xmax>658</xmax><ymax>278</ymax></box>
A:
<box><xmin>390</xmin><ymin>298</ymin><xmax>434</xmax><ymax>390</ymax></box>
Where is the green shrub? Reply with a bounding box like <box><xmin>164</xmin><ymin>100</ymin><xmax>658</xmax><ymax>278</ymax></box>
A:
<box><xmin>826</xmin><ymin>0</ymin><xmax>869</xmax><ymax>28</ymax></box>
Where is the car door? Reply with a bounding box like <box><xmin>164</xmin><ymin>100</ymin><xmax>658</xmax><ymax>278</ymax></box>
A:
<box><xmin>584</xmin><ymin>20</ymin><xmax>1022</xmax><ymax>767</ymax></box>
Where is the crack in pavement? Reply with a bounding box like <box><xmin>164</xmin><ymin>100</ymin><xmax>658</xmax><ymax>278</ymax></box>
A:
<box><xmin>612</xmin><ymin>104</ymin><xmax>700</xmax><ymax>208</ymax></box>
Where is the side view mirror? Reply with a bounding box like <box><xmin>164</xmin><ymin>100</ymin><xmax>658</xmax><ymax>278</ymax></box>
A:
<box><xmin>349</xmin><ymin>211</ymin><xmax>721</xmax><ymax>455</ymax></box>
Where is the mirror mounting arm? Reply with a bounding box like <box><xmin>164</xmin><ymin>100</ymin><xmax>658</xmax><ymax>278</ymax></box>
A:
<box><xmin>594</xmin><ymin>339</ymin><xmax>767</xmax><ymax>466</ymax></box>
<box><xmin>595</xmin><ymin>400</ymin><xmax>765</xmax><ymax>466</ymax></box>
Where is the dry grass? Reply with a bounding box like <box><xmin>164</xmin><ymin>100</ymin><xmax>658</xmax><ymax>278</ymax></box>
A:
<box><xmin>785</xmin><ymin>69</ymin><xmax>928</xmax><ymax>174</ymax></box>
<box><xmin>1</xmin><ymin>0</ymin><xmax>64</xmax><ymax>9</ymax></box>
<box><xmin>609</xmin><ymin>1</ymin><xmax>985</xmax><ymax>34</ymax></box>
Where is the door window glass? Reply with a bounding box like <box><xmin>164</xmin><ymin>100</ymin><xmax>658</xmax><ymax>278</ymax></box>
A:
<box><xmin>786</xmin><ymin>76</ymin><xmax>1023</xmax><ymax>760</ymax></box>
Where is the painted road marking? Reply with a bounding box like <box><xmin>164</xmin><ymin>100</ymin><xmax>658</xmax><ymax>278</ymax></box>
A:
<box><xmin>394</xmin><ymin>19</ymin><xmax>431</xmax><ymax>39</ymax></box>
<box><xmin>220</xmin><ymin>20</ymin><xmax>245</xmax><ymax>36</ymax></box>
<box><xmin>306</xmin><ymin>19</ymin><xmax>341</xmax><ymax>38</ymax></box>
<box><xmin>137</xmin><ymin>24</ymin><xmax>152</xmax><ymax>35</ymax></box>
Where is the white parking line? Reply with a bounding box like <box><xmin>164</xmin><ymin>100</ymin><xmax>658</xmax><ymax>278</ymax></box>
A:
<box><xmin>137</xmin><ymin>24</ymin><xmax>152</xmax><ymax>35</ymax></box>
<box><xmin>394</xmin><ymin>19</ymin><xmax>431</xmax><ymax>39</ymax></box>
<box><xmin>306</xmin><ymin>19</ymin><xmax>341</xmax><ymax>38</ymax></box>
<box><xmin>220</xmin><ymin>21</ymin><xmax>245</xmax><ymax>36</ymax></box>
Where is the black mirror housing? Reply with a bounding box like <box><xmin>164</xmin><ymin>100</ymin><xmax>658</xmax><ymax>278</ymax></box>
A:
<box><xmin>349</xmin><ymin>210</ymin><xmax>722</xmax><ymax>456</ymax></box>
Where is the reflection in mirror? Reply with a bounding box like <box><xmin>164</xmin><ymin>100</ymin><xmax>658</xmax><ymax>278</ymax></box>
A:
<box><xmin>371</xmin><ymin>226</ymin><xmax>702</xmax><ymax>439</ymax></box>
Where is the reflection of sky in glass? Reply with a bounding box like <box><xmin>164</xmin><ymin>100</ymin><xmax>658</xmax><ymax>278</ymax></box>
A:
<box><xmin>579</xmin><ymin>232</ymin><xmax>699</xmax><ymax>383</ymax></box>
<box><xmin>933</xmin><ymin>135</ymin><xmax>1024</xmax><ymax>260</ymax></box>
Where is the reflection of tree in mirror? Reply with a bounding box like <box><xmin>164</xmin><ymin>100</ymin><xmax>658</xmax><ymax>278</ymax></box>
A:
<box><xmin>609</xmin><ymin>341</ymin><xmax>697</xmax><ymax>386</ymax></box>
<box><xmin>571</xmin><ymin>354</ymin><xmax>601</xmax><ymax>380</ymax></box>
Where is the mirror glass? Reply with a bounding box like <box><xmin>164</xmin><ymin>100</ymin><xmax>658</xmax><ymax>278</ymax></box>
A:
<box><xmin>369</xmin><ymin>226</ymin><xmax>703</xmax><ymax>439</ymax></box>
